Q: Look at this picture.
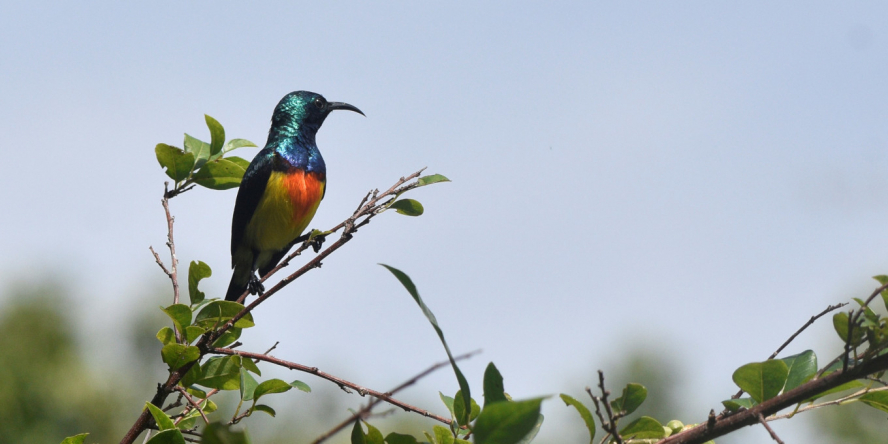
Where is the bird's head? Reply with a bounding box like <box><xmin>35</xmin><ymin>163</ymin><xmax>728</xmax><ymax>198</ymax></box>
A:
<box><xmin>270</xmin><ymin>91</ymin><xmax>364</xmax><ymax>140</ymax></box>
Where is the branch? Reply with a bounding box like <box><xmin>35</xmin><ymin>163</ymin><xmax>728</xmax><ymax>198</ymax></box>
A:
<box><xmin>756</xmin><ymin>413</ymin><xmax>784</xmax><ymax>444</ymax></box>
<box><xmin>311</xmin><ymin>349</ymin><xmax>482</xmax><ymax>444</ymax></box>
<box><xmin>174</xmin><ymin>387</ymin><xmax>209</xmax><ymax>425</ymax></box>
<box><xmin>659</xmin><ymin>352</ymin><xmax>888</xmax><ymax>444</ymax></box>
<box><xmin>587</xmin><ymin>370</ymin><xmax>623</xmax><ymax>444</ymax></box>
<box><xmin>210</xmin><ymin>347</ymin><xmax>455</xmax><ymax>426</ymax></box>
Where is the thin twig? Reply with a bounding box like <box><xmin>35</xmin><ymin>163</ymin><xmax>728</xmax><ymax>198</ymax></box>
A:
<box><xmin>756</xmin><ymin>413</ymin><xmax>784</xmax><ymax>444</ymax></box>
<box><xmin>210</xmin><ymin>346</ymin><xmax>455</xmax><ymax>427</ymax></box>
<box><xmin>844</xmin><ymin>282</ymin><xmax>888</xmax><ymax>371</ymax></box>
<box><xmin>174</xmin><ymin>387</ymin><xmax>209</xmax><ymax>425</ymax></box>
<box><xmin>311</xmin><ymin>349</ymin><xmax>482</xmax><ymax>444</ymax></box>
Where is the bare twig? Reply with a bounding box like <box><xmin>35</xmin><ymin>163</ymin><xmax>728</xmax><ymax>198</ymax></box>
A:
<box><xmin>174</xmin><ymin>387</ymin><xmax>209</xmax><ymax>425</ymax></box>
<box><xmin>311</xmin><ymin>349</ymin><xmax>482</xmax><ymax>444</ymax></box>
<box><xmin>210</xmin><ymin>347</ymin><xmax>454</xmax><ymax>427</ymax></box>
<box><xmin>756</xmin><ymin>413</ymin><xmax>784</xmax><ymax>444</ymax></box>
<box><xmin>586</xmin><ymin>371</ymin><xmax>623</xmax><ymax>444</ymax></box>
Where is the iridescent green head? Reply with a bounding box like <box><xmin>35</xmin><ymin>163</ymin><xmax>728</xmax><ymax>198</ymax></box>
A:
<box><xmin>270</xmin><ymin>91</ymin><xmax>364</xmax><ymax>139</ymax></box>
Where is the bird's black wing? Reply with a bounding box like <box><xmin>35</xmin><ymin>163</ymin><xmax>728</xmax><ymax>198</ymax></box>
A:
<box><xmin>230</xmin><ymin>148</ymin><xmax>275</xmax><ymax>265</ymax></box>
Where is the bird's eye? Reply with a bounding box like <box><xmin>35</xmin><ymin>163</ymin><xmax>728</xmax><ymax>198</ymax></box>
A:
<box><xmin>313</xmin><ymin>97</ymin><xmax>325</xmax><ymax>109</ymax></box>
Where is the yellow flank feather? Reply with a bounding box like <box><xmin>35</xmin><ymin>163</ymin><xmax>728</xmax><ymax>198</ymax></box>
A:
<box><xmin>241</xmin><ymin>170</ymin><xmax>325</xmax><ymax>256</ymax></box>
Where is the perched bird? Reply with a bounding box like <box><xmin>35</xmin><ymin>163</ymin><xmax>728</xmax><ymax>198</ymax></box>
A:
<box><xmin>225</xmin><ymin>91</ymin><xmax>364</xmax><ymax>301</ymax></box>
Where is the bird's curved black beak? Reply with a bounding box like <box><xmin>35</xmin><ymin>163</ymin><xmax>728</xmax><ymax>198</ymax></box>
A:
<box><xmin>328</xmin><ymin>101</ymin><xmax>365</xmax><ymax>116</ymax></box>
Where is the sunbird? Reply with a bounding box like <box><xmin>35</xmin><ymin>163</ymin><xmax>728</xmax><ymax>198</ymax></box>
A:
<box><xmin>225</xmin><ymin>91</ymin><xmax>364</xmax><ymax>301</ymax></box>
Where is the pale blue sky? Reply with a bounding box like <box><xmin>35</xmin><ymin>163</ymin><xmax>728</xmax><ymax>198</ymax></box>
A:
<box><xmin>2</xmin><ymin>2</ymin><xmax>888</xmax><ymax>442</ymax></box>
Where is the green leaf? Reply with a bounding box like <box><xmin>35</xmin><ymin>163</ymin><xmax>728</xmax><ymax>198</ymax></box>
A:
<box><xmin>184</xmin><ymin>134</ymin><xmax>213</xmax><ymax>170</ymax></box>
<box><xmin>156</xmin><ymin>327</ymin><xmax>175</xmax><ymax>345</ymax></box>
<box><xmin>179</xmin><ymin>362</ymin><xmax>202</xmax><ymax>388</ymax></box>
<box><xmin>227</xmin><ymin>156</ymin><xmax>251</xmax><ymax>170</ymax></box>
<box><xmin>473</xmin><ymin>398</ymin><xmax>544</xmax><ymax>444</ymax></box>
<box><xmin>241</xmin><ymin>357</ymin><xmax>261</xmax><ymax>376</ymax></box>
<box><xmin>610</xmin><ymin>383</ymin><xmax>647</xmax><ymax>416</ymax></box>
<box><xmin>203</xmin><ymin>399</ymin><xmax>218</xmax><ymax>413</ymax></box>
<box><xmin>290</xmin><ymin>380</ymin><xmax>311</xmax><ymax>392</ymax></box>
<box><xmin>780</xmin><ymin>350</ymin><xmax>817</xmax><ymax>392</ymax></box>
<box><xmin>440</xmin><ymin>392</ymin><xmax>455</xmax><ymax>417</ymax></box>
<box><xmin>433</xmin><ymin>425</ymin><xmax>454</xmax><ymax>444</ymax></box>
<box><xmin>197</xmin><ymin>356</ymin><xmax>241</xmax><ymax>390</ymax></box>
<box><xmin>162</xmin><ymin>304</ymin><xmax>192</xmax><ymax>334</ymax></box>
<box><xmin>453</xmin><ymin>390</ymin><xmax>469</xmax><ymax>426</ymax></box>
<box><xmin>193</xmin><ymin>158</ymin><xmax>249</xmax><ymax>190</ymax></box>
<box><xmin>859</xmin><ymin>391</ymin><xmax>888</xmax><ymax>413</ymax></box>
<box><xmin>721</xmin><ymin>397</ymin><xmax>756</xmax><ymax>412</ymax></box>
<box><xmin>389</xmin><ymin>199</ymin><xmax>424</xmax><ymax>216</ymax></box>
<box><xmin>352</xmin><ymin>419</ymin><xmax>367</xmax><ymax>444</ymax></box>
<box><xmin>619</xmin><ymin>416</ymin><xmax>665</xmax><ymax>439</ymax></box>
<box><xmin>380</xmin><ymin>264</ymin><xmax>472</xmax><ymax>425</ymax></box>
<box><xmin>833</xmin><ymin>312</ymin><xmax>864</xmax><ymax>346</ymax></box>
<box><xmin>155</xmin><ymin>143</ymin><xmax>195</xmax><ymax>182</ymax></box>
<box><xmin>202</xmin><ymin>422</ymin><xmax>252</xmax><ymax>444</ymax></box>
<box><xmin>205</xmin><ymin>115</ymin><xmax>225</xmax><ymax>157</ymax></box>
<box><xmin>186</xmin><ymin>387</ymin><xmax>207</xmax><ymax>399</ymax></box>
<box><xmin>145</xmin><ymin>401</ymin><xmax>176</xmax><ymax>430</ymax></box>
<box><xmin>184</xmin><ymin>326</ymin><xmax>206</xmax><ymax>343</ymax></box>
<box><xmin>515</xmin><ymin>414</ymin><xmax>543</xmax><ymax>444</ymax></box>
<box><xmin>417</xmin><ymin>174</ymin><xmax>451</xmax><ymax>187</ymax></box>
<box><xmin>805</xmin><ymin>380</ymin><xmax>865</xmax><ymax>402</ymax></box>
<box><xmin>252</xmin><ymin>404</ymin><xmax>276</xmax><ymax>417</ymax></box>
<box><xmin>470</xmin><ymin>397</ymin><xmax>481</xmax><ymax>422</ymax></box>
<box><xmin>194</xmin><ymin>301</ymin><xmax>254</xmax><ymax>329</ymax></box>
<box><xmin>60</xmin><ymin>433</ymin><xmax>89</xmax><ymax>444</ymax></box>
<box><xmin>240</xmin><ymin>367</ymin><xmax>259</xmax><ymax>401</ymax></box>
<box><xmin>384</xmin><ymin>432</ymin><xmax>419</xmax><ymax>444</ymax></box>
<box><xmin>560</xmin><ymin>394</ymin><xmax>595</xmax><ymax>443</ymax></box>
<box><xmin>146</xmin><ymin>429</ymin><xmax>186</xmax><ymax>444</ymax></box>
<box><xmin>211</xmin><ymin>326</ymin><xmax>242</xmax><ymax>348</ymax></box>
<box><xmin>161</xmin><ymin>344</ymin><xmax>200</xmax><ymax>370</ymax></box>
<box><xmin>188</xmin><ymin>261</ymin><xmax>212</xmax><ymax>305</ymax></box>
<box><xmin>365</xmin><ymin>422</ymin><xmax>385</xmax><ymax>444</ymax></box>
<box><xmin>732</xmin><ymin>360</ymin><xmax>789</xmax><ymax>403</ymax></box>
<box><xmin>253</xmin><ymin>378</ymin><xmax>292</xmax><ymax>400</ymax></box>
<box><xmin>222</xmin><ymin>138</ymin><xmax>258</xmax><ymax>154</ymax></box>
<box><xmin>483</xmin><ymin>362</ymin><xmax>508</xmax><ymax>407</ymax></box>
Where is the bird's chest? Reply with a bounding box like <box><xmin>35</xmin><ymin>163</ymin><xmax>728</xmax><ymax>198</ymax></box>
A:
<box><xmin>248</xmin><ymin>169</ymin><xmax>326</xmax><ymax>250</ymax></box>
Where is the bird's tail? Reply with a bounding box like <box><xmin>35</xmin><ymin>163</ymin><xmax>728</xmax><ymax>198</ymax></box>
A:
<box><xmin>225</xmin><ymin>265</ymin><xmax>252</xmax><ymax>301</ymax></box>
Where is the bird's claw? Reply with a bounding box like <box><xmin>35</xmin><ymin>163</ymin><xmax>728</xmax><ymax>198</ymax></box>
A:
<box><xmin>248</xmin><ymin>275</ymin><xmax>265</xmax><ymax>295</ymax></box>
<box><xmin>310</xmin><ymin>233</ymin><xmax>326</xmax><ymax>253</ymax></box>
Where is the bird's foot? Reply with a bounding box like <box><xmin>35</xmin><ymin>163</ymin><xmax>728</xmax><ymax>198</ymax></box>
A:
<box><xmin>248</xmin><ymin>275</ymin><xmax>265</xmax><ymax>295</ymax></box>
<box><xmin>310</xmin><ymin>233</ymin><xmax>326</xmax><ymax>253</ymax></box>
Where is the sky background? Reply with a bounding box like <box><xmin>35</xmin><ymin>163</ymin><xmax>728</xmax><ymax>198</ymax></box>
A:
<box><xmin>2</xmin><ymin>2</ymin><xmax>888</xmax><ymax>443</ymax></box>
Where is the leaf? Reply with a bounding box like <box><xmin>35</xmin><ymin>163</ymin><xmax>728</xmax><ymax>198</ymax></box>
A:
<box><xmin>145</xmin><ymin>401</ymin><xmax>176</xmax><ymax>430</ymax></box>
<box><xmin>453</xmin><ymin>390</ymin><xmax>469</xmax><ymax>426</ymax></box>
<box><xmin>184</xmin><ymin>326</ymin><xmax>205</xmax><ymax>343</ymax></box>
<box><xmin>146</xmin><ymin>429</ymin><xmax>186</xmax><ymax>444</ymax></box>
<box><xmin>60</xmin><ymin>433</ymin><xmax>89</xmax><ymax>444</ymax></box>
<box><xmin>187</xmin><ymin>387</ymin><xmax>207</xmax><ymax>399</ymax></box>
<box><xmin>290</xmin><ymin>380</ymin><xmax>311</xmax><ymax>392</ymax></box>
<box><xmin>610</xmin><ymin>383</ymin><xmax>647</xmax><ymax>416</ymax></box>
<box><xmin>241</xmin><ymin>357</ymin><xmax>261</xmax><ymax>376</ymax></box>
<box><xmin>240</xmin><ymin>368</ymin><xmax>259</xmax><ymax>401</ymax></box>
<box><xmin>515</xmin><ymin>414</ymin><xmax>543</xmax><ymax>444</ymax></box>
<box><xmin>365</xmin><ymin>422</ymin><xmax>385</xmax><ymax>444</ymax></box>
<box><xmin>721</xmin><ymin>397</ymin><xmax>756</xmax><ymax>412</ymax></box>
<box><xmin>440</xmin><ymin>392</ymin><xmax>455</xmax><ymax>417</ymax></box>
<box><xmin>384</xmin><ymin>432</ymin><xmax>419</xmax><ymax>444</ymax></box>
<box><xmin>188</xmin><ymin>261</ymin><xmax>212</xmax><ymax>305</ymax></box>
<box><xmin>161</xmin><ymin>344</ymin><xmax>200</xmax><ymax>370</ymax></box>
<box><xmin>805</xmin><ymin>380</ymin><xmax>866</xmax><ymax>402</ymax></box>
<box><xmin>211</xmin><ymin>327</ymin><xmax>242</xmax><ymax>348</ymax></box>
<box><xmin>253</xmin><ymin>378</ymin><xmax>292</xmax><ymax>403</ymax></box>
<box><xmin>484</xmin><ymin>362</ymin><xmax>508</xmax><ymax>407</ymax></box>
<box><xmin>470</xmin><ymin>397</ymin><xmax>481</xmax><ymax>422</ymax></box>
<box><xmin>859</xmin><ymin>391</ymin><xmax>888</xmax><ymax>413</ymax></box>
<box><xmin>352</xmin><ymin>419</ymin><xmax>367</xmax><ymax>444</ymax></box>
<box><xmin>619</xmin><ymin>416</ymin><xmax>665</xmax><ymax>439</ymax></box>
<box><xmin>833</xmin><ymin>312</ymin><xmax>864</xmax><ymax>346</ymax></box>
<box><xmin>162</xmin><ymin>304</ymin><xmax>192</xmax><ymax>334</ymax></box>
<box><xmin>227</xmin><ymin>156</ymin><xmax>251</xmax><ymax>170</ymax></box>
<box><xmin>155</xmin><ymin>143</ymin><xmax>195</xmax><ymax>182</ymax></box>
<box><xmin>433</xmin><ymin>425</ymin><xmax>454</xmax><ymax>444</ymax></box>
<box><xmin>179</xmin><ymin>362</ymin><xmax>202</xmax><ymax>388</ymax></box>
<box><xmin>780</xmin><ymin>350</ymin><xmax>817</xmax><ymax>392</ymax></box>
<box><xmin>184</xmin><ymin>134</ymin><xmax>213</xmax><ymax>170</ymax></box>
<box><xmin>156</xmin><ymin>327</ymin><xmax>175</xmax><ymax>345</ymax></box>
<box><xmin>417</xmin><ymin>174</ymin><xmax>451</xmax><ymax>187</ymax></box>
<box><xmin>732</xmin><ymin>360</ymin><xmax>789</xmax><ymax>403</ymax></box>
<box><xmin>197</xmin><ymin>356</ymin><xmax>241</xmax><ymax>390</ymax></box>
<box><xmin>559</xmin><ymin>394</ymin><xmax>595</xmax><ymax>443</ymax></box>
<box><xmin>389</xmin><ymin>199</ymin><xmax>424</xmax><ymax>216</ymax></box>
<box><xmin>205</xmin><ymin>115</ymin><xmax>225</xmax><ymax>157</ymax></box>
<box><xmin>222</xmin><ymin>138</ymin><xmax>258</xmax><ymax>154</ymax></box>
<box><xmin>193</xmin><ymin>158</ymin><xmax>249</xmax><ymax>190</ymax></box>
<box><xmin>473</xmin><ymin>398</ymin><xmax>544</xmax><ymax>444</ymax></box>
<box><xmin>202</xmin><ymin>422</ymin><xmax>252</xmax><ymax>444</ymax></box>
<box><xmin>194</xmin><ymin>301</ymin><xmax>254</xmax><ymax>329</ymax></box>
<box><xmin>380</xmin><ymin>264</ymin><xmax>472</xmax><ymax>425</ymax></box>
<box><xmin>252</xmin><ymin>404</ymin><xmax>276</xmax><ymax>417</ymax></box>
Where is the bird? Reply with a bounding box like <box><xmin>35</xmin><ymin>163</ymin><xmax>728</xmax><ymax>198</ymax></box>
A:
<box><xmin>225</xmin><ymin>91</ymin><xmax>364</xmax><ymax>302</ymax></box>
